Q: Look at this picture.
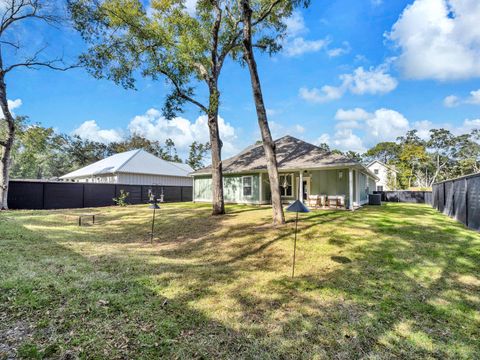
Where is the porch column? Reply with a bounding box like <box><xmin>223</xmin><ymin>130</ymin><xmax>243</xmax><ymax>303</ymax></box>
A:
<box><xmin>356</xmin><ymin>170</ymin><xmax>360</xmax><ymax>205</ymax></box>
<box><xmin>192</xmin><ymin>176</ymin><xmax>196</xmax><ymax>203</ymax></box>
<box><xmin>349</xmin><ymin>168</ymin><xmax>354</xmax><ymax>211</ymax></box>
<box><xmin>259</xmin><ymin>173</ymin><xmax>263</xmax><ymax>204</ymax></box>
<box><xmin>299</xmin><ymin>170</ymin><xmax>304</xmax><ymax>203</ymax></box>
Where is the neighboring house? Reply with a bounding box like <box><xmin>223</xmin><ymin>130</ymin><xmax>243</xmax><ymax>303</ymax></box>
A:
<box><xmin>191</xmin><ymin>136</ymin><xmax>378</xmax><ymax>209</ymax></box>
<box><xmin>60</xmin><ymin>149</ymin><xmax>193</xmax><ymax>186</ymax></box>
<box><xmin>366</xmin><ymin>160</ymin><xmax>399</xmax><ymax>191</ymax></box>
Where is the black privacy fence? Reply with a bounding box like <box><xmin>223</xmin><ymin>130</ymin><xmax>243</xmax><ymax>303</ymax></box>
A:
<box><xmin>373</xmin><ymin>191</ymin><xmax>433</xmax><ymax>204</ymax></box>
<box><xmin>432</xmin><ymin>173</ymin><xmax>480</xmax><ymax>231</ymax></box>
<box><xmin>7</xmin><ymin>180</ymin><xmax>193</xmax><ymax>210</ymax></box>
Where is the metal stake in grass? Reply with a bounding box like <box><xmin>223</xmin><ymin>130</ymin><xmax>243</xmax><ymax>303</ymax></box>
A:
<box><xmin>286</xmin><ymin>200</ymin><xmax>310</xmax><ymax>278</ymax></box>
<box><xmin>148</xmin><ymin>191</ymin><xmax>160</xmax><ymax>244</ymax></box>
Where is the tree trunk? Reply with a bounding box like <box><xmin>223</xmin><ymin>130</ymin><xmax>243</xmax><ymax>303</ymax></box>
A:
<box><xmin>208</xmin><ymin>86</ymin><xmax>225</xmax><ymax>215</ymax></box>
<box><xmin>0</xmin><ymin>72</ymin><xmax>14</xmax><ymax>210</ymax></box>
<box><xmin>240</xmin><ymin>0</ymin><xmax>285</xmax><ymax>225</ymax></box>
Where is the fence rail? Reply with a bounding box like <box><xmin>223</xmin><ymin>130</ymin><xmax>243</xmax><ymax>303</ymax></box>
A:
<box><xmin>432</xmin><ymin>173</ymin><xmax>480</xmax><ymax>231</ymax></box>
<box><xmin>7</xmin><ymin>180</ymin><xmax>192</xmax><ymax>210</ymax></box>
<box><xmin>373</xmin><ymin>191</ymin><xmax>432</xmax><ymax>204</ymax></box>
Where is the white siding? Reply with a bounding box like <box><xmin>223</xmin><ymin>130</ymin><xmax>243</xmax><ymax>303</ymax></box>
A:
<box><xmin>71</xmin><ymin>173</ymin><xmax>192</xmax><ymax>186</ymax></box>
<box><xmin>116</xmin><ymin>173</ymin><xmax>192</xmax><ymax>186</ymax></box>
<box><xmin>74</xmin><ymin>175</ymin><xmax>118</xmax><ymax>183</ymax></box>
<box><xmin>367</xmin><ymin>161</ymin><xmax>397</xmax><ymax>191</ymax></box>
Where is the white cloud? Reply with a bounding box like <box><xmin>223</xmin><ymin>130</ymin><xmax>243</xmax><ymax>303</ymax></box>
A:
<box><xmin>322</xmin><ymin>107</ymin><xmax>411</xmax><ymax>152</ymax></box>
<box><xmin>300</xmin><ymin>65</ymin><xmax>397</xmax><ymax>103</ymax></box>
<box><xmin>444</xmin><ymin>89</ymin><xmax>480</xmax><ymax>107</ymax></box>
<box><xmin>316</xmin><ymin>133</ymin><xmax>331</xmax><ymax>145</ymax></box>
<box><xmin>283</xmin><ymin>11</ymin><xmax>330</xmax><ymax>57</ymax></box>
<box><xmin>264</xmin><ymin>120</ymin><xmax>306</xmax><ymax>140</ymax></box>
<box><xmin>7</xmin><ymin>99</ymin><xmax>22</xmax><ymax>111</ymax></box>
<box><xmin>299</xmin><ymin>86</ymin><xmax>343</xmax><ymax>103</ymax></box>
<box><xmin>327</xmin><ymin>42</ymin><xmax>351</xmax><ymax>57</ymax></box>
<box><xmin>1</xmin><ymin>98</ymin><xmax>22</xmax><ymax>118</ymax></box>
<box><xmin>72</xmin><ymin>120</ymin><xmax>123</xmax><ymax>143</ymax></box>
<box><xmin>335</xmin><ymin>108</ymin><xmax>370</xmax><ymax>121</ymax></box>
<box><xmin>466</xmin><ymin>89</ymin><xmax>480</xmax><ymax>104</ymax></box>
<box><xmin>365</xmin><ymin>108</ymin><xmax>409</xmax><ymax>141</ymax></box>
<box><xmin>340</xmin><ymin>66</ymin><xmax>398</xmax><ymax>95</ymax></box>
<box><xmin>72</xmin><ymin>110</ymin><xmax>239</xmax><ymax>158</ymax></box>
<box><xmin>285</xmin><ymin>11</ymin><xmax>307</xmax><ymax>37</ymax></box>
<box><xmin>459</xmin><ymin>118</ymin><xmax>480</xmax><ymax>133</ymax></box>
<box><xmin>330</xmin><ymin>129</ymin><xmax>366</xmax><ymax>153</ymax></box>
<box><xmin>284</xmin><ymin>37</ymin><xmax>329</xmax><ymax>57</ymax></box>
<box><xmin>444</xmin><ymin>95</ymin><xmax>460</xmax><ymax>107</ymax></box>
<box><xmin>413</xmin><ymin>120</ymin><xmax>435</xmax><ymax>139</ymax></box>
<box><xmin>387</xmin><ymin>0</ymin><xmax>480</xmax><ymax>80</ymax></box>
<box><xmin>266</xmin><ymin>108</ymin><xmax>279</xmax><ymax>117</ymax></box>
<box><xmin>127</xmin><ymin>109</ymin><xmax>238</xmax><ymax>156</ymax></box>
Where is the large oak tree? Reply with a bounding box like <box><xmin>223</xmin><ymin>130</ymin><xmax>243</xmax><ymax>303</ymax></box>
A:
<box><xmin>0</xmin><ymin>0</ymin><xmax>74</xmax><ymax>210</ymax></box>
<box><xmin>68</xmin><ymin>0</ymin><xmax>246</xmax><ymax>215</ymax></box>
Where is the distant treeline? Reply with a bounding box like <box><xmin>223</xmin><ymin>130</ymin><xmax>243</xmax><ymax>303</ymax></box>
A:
<box><xmin>9</xmin><ymin>119</ymin><xmax>480</xmax><ymax>189</ymax></box>
<box><xmin>319</xmin><ymin>128</ymin><xmax>480</xmax><ymax>190</ymax></box>
<box><xmin>9</xmin><ymin>119</ymin><xmax>210</xmax><ymax>180</ymax></box>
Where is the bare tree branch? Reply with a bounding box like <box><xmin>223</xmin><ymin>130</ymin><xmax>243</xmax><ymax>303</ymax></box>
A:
<box><xmin>159</xmin><ymin>69</ymin><xmax>208</xmax><ymax>113</ymax></box>
<box><xmin>1</xmin><ymin>44</ymin><xmax>79</xmax><ymax>74</ymax></box>
<box><xmin>0</xmin><ymin>0</ymin><xmax>62</xmax><ymax>35</ymax></box>
<box><xmin>252</xmin><ymin>0</ymin><xmax>282</xmax><ymax>27</ymax></box>
<box><xmin>0</xmin><ymin>40</ymin><xmax>20</xmax><ymax>49</ymax></box>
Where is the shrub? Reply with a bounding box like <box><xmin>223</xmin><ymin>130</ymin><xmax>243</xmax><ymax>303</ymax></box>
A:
<box><xmin>113</xmin><ymin>190</ymin><xmax>129</xmax><ymax>206</ymax></box>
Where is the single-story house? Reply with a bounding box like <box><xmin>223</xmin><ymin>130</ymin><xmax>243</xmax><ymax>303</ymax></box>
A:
<box><xmin>191</xmin><ymin>136</ymin><xmax>379</xmax><ymax>209</ymax></box>
<box><xmin>366</xmin><ymin>160</ymin><xmax>399</xmax><ymax>191</ymax></box>
<box><xmin>61</xmin><ymin>149</ymin><xmax>193</xmax><ymax>186</ymax></box>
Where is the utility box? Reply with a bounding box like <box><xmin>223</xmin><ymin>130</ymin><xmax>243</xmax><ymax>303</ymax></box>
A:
<box><xmin>369</xmin><ymin>194</ymin><xmax>382</xmax><ymax>205</ymax></box>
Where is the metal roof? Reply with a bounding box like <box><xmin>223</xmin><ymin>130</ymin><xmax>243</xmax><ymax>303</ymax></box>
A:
<box><xmin>60</xmin><ymin>149</ymin><xmax>193</xmax><ymax>179</ymax></box>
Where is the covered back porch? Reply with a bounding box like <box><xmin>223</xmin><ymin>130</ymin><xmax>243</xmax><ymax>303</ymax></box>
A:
<box><xmin>260</xmin><ymin>166</ymin><xmax>376</xmax><ymax>210</ymax></box>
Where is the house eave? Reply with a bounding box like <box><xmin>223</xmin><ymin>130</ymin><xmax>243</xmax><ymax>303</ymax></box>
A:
<box><xmin>191</xmin><ymin>163</ymin><xmax>379</xmax><ymax>181</ymax></box>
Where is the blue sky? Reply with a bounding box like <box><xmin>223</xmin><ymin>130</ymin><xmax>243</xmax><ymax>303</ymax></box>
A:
<box><xmin>5</xmin><ymin>0</ymin><xmax>480</xmax><ymax>158</ymax></box>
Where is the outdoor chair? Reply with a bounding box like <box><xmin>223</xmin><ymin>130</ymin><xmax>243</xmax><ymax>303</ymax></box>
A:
<box><xmin>308</xmin><ymin>195</ymin><xmax>318</xmax><ymax>208</ymax></box>
<box><xmin>320</xmin><ymin>194</ymin><xmax>327</xmax><ymax>208</ymax></box>
<box><xmin>327</xmin><ymin>195</ymin><xmax>338</xmax><ymax>208</ymax></box>
<box><xmin>338</xmin><ymin>195</ymin><xmax>346</xmax><ymax>208</ymax></box>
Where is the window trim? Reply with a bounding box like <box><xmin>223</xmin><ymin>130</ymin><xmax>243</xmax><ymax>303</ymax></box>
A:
<box><xmin>242</xmin><ymin>176</ymin><xmax>253</xmax><ymax>198</ymax></box>
<box><xmin>279</xmin><ymin>173</ymin><xmax>294</xmax><ymax>197</ymax></box>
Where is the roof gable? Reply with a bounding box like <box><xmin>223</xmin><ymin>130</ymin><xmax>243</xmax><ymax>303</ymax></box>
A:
<box><xmin>192</xmin><ymin>135</ymin><xmax>358</xmax><ymax>175</ymax></box>
<box><xmin>367</xmin><ymin>160</ymin><xmax>399</xmax><ymax>173</ymax></box>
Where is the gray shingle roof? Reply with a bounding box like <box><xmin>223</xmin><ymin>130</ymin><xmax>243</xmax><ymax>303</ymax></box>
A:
<box><xmin>192</xmin><ymin>135</ymin><xmax>363</xmax><ymax>176</ymax></box>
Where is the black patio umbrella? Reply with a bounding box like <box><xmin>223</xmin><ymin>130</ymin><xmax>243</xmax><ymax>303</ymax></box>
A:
<box><xmin>286</xmin><ymin>200</ymin><xmax>310</xmax><ymax>278</ymax></box>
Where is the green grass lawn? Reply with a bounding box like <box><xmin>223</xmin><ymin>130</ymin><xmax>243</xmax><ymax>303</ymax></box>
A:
<box><xmin>0</xmin><ymin>203</ymin><xmax>479</xmax><ymax>359</ymax></box>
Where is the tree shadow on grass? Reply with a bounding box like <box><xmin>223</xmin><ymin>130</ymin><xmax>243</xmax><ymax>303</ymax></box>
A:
<box><xmin>0</xmin><ymin>219</ymin><xmax>287</xmax><ymax>359</ymax></box>
<box><xmin>226</xmin><ymin>204</ymin><xmax>480</xmax><ymax>358</ymax></box>
<box><xmin>2</xmin><ymin>202</ymin><xmax>479</xmax><ymax>359</ymax></box>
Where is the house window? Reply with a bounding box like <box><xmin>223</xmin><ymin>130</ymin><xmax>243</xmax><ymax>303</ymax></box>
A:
<box><xmin>280</xmin><ymin>174</ymin><xmax>293</xmax><ymax>197</ymax></box>
<box><xmin>377</xmin><ymin>185</ymin><xmax>383</xmax><ymax>191</ymax></box>
<box><xmin>374</xmin><ymin>169</ymin><xmax>379</xmax><ymax>175</ymax></box>
<box><xmin>243</xmin><ymin>176</ymin><xmax>253</xmax><ymax>197</ymax></box>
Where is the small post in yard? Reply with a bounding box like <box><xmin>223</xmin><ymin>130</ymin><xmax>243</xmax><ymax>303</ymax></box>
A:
<box><xmin>148</xmin><ymin>190</ymin><xmax>160</xmax><ymax>244</ymax></box>
<box><xmin>286</xmin><ymin>200</ymin><xmax>310</xmax><ymax>278</ymax></box>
